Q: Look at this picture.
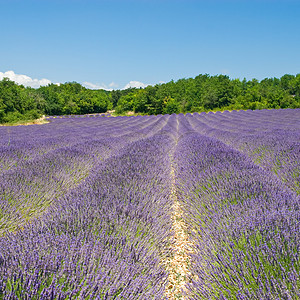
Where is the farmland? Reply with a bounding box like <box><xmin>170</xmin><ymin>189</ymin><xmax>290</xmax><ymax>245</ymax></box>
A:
<box><xmin>0</xmin><ymin>109</ymin><xmax>300</xmax><ymax>299</ymax></box>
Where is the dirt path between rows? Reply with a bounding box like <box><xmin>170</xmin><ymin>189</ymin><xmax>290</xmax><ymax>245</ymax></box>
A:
<box><xmin>164</xmin><ymin>117</ymin><xmax>192</xmax><ymax>299</ymax></box>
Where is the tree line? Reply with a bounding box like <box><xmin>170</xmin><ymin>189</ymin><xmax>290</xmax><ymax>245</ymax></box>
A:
<box><xmin>1</xmin><ymin>73</ymin><xmax>300</xmax><ymax>123</ymax></box>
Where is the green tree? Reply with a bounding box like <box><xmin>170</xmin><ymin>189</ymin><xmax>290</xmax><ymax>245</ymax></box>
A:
<box><xmin>163</xmin><ymin>96</ymin><xmax>179</xmax><ymax>114</ymax></box>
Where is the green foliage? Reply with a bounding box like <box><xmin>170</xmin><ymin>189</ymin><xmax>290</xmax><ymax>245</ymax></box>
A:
<box><xmin>115</xmin><ymin>73</ymin><xmax>300</xmax><ymax>115</ymax></box>
<box><xmin>0</xmin><ymin>79</ymin><xmax>114</xmax><ymax>123</ymax></box>
<box><xmin>1</xmin><ymin>73</ymin><xmax>299</xmax><ymax>123</ymax></box>
<box><xmin>38</xmin><ymin>82</ymin><xmax>112</xmax><ymax>116</ymax></box>
<box><xmin>115</xmin><ymin>92</ymin><xmax>135</xmax><ymax>114</ymax></box>
<box><xmin>162</xmin><ymin>96</ymin><xmax>180</xmax><ymax>114</ymax></box>
<box><xmin>0</xmin><ymin>78</ymin><xmax>42</xmax><ymax>123</ymax></box>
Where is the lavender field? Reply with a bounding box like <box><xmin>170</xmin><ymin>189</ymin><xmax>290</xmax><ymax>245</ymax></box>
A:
<box><xmin>0</xmin><ymin>109</ymin><xmax>300</xmax><ymax>299</ymax></box>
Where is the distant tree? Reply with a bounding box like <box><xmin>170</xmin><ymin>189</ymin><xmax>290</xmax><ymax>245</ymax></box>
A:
<box><xmin>163</xmin><ymin>96</ymin><xmax>180</xmax><ymax>114</ymax></box>
<box><xmin>115</xmin><ymin>92</ymin><xmax>135</xmax><ymax>114</ymax></box>
<box><xmin>1</xmin><ymin>73</ymin><xmax>300</xmax><ymax>123</ymax></box>
<box><xmin>111</xmin><ymin>90</ymin><xmax>122</xmax><ymax>107</ymax></box>
<box><xmin>0</xmin><ymin>78</ymin><xmax>42</xmax><ymax>123</ymax></box>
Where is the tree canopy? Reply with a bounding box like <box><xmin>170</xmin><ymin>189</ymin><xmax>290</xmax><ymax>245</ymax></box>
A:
<box><xmin>0</xmin><ymin>73</ymin><xmax>299</xmax><ymax>123</ymax></box>
<box><xmin>115</xmin><ymin>74</ymin><xmax>300</xmax><ymax>114</ymax></box>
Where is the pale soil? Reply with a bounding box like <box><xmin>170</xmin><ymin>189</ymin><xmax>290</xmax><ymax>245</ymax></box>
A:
<box><xmin>164</xmin><ymin>118</ymin><xmax>193</xmax><ymax>299</ymax></box>
<box><xmin>165</xmin><ymin>175</ymin><xmax>193</xmax><ymax>299</ymax></box>
<box><xmin>0</xmin><ymin>115</ymin><xmax>49</xmax><ymax>126</ymax></box>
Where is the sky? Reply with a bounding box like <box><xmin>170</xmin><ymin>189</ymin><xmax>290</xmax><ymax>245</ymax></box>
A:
<box><xmin>0</xmin><ymin>0</ymin><xmax>299</xmax><ymax>89</ymax></box>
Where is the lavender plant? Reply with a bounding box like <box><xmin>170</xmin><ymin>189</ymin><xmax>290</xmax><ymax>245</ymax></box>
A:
<box><xmin>187</xmin><ymin>109</ymin><xmax>300</xmax><ymax>194</ymax></box>
<box><xmin>174</xmin><ymin>131</ymin><xmax>300</xmax><ymax>298</ymax></box>
<box><xmin>0</xmin><ymin>115</ymin><xmax>176</xmax><ymax>299</ymax></box>
<box><xmin>0</xmin><ymin>109</ymin><xmax>299</xmax><ymax>299</ymax></box>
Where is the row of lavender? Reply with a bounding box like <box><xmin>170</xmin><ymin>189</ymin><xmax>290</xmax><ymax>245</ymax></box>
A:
<box><xmin>188</xmin><ymin>109</ymin><xmax>300</xmax><ymax>194</ymax></box>
<box><xmin>0</xmin><ymin>115</ymin><xmax>180</xmax><ymax>298</ymax></box>
<box><xmin>0</xmin><ymin>115</ymin><xmax>168</xmax><ymax>234</ymax></box>
<box><xmin>174</xmin><ymin>109</ymin><xmax>300</xmax><ymax>298</ymax></box>
<box><xmin>1</xmin><ymin>109</ymin><xmax>299</xmax><ymax>298</ymax></box>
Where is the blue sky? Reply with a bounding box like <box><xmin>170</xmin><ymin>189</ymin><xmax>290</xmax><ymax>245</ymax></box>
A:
<box><xmin>0</xmin><ymin>0</ymin><xmax>299</xmax><ymax>89</ymax></box>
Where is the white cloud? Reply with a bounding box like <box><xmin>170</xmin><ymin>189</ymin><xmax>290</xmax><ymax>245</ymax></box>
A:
<box><xmin>84</xmin><ymin>80</ymin><xmax>152</xmax><ymax>91</ymax></box>
<box><xmin>0</xmin><ymin>70</ymin><xmax>51</xmax><ymax>88</ymax></box>
<box><xmin>109</xmin><ymin>82</ymin><xmax>119</xmax><ymax>88</ymax></box>
<box><xmin>82</xmin><ymin>81</ymin><xmax>120</xmax><ymax>91</ymax></box>
<box><xmin>0</xmin><ymin>70</ymin><xmax>155</xmax><ymax>92</ymax></box>
<box><xmin>123</xmin><ymin>81</ymin><xmax>150</xmax><ymax>89</ymax></box>
<box><xmin>82</xmin><ymin>81</ymin><xmax>109</xmax><ymax>90</ymax></box>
